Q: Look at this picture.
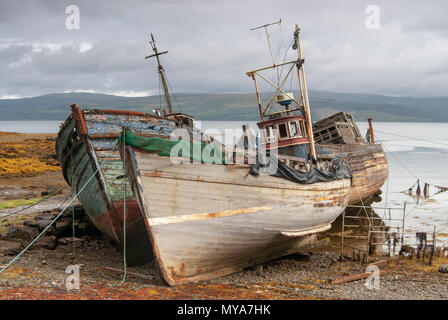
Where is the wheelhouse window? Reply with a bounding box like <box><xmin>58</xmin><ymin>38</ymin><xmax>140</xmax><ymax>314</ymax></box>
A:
<box><xmin>277</xmin><ymin>123</ymin><xmax>288</xmax><ymax>139</ymax></box>
<box><xmin>289</xmin><ymin>122</ymin><xmax>298</xmax><ymax>137</ymax></box>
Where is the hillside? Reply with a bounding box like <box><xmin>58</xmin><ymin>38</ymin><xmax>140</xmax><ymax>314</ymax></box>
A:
<box><xmin>0</xmin><ymin>91</ymin><xmax>447</xmax><ymax>122</ymax></box>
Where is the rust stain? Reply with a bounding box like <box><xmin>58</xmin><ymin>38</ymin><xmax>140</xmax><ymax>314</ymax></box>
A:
<box><xmin>144</xmin><ymin>169</ymin><xmax>162</xmax><ymax>177</ymax></box>
<box><xmin>179</xmin><ymin>263</ymin><xmax>186</xmax><ymax>277</ymax></box>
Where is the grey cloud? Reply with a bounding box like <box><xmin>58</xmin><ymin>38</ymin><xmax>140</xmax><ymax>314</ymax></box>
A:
<box><xmin>0</xmin><ymin>0</ymin><xmax>448</xmax><ymax>98</ymax></box>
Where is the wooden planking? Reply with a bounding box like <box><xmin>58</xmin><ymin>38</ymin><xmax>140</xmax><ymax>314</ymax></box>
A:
<box><xmin>316</xmin><ymin>143</ymin><xmax>388</xmax><ymax>204</ymax></box>
<box><xmin>136</xmin><ymin>152</ymin><xmax>350</xmax><ymax>192</ymax></box>
<box><xmin>130</xmin><ymin>150</ymin><xmax>350</xmax><ymax>284</ymax></box>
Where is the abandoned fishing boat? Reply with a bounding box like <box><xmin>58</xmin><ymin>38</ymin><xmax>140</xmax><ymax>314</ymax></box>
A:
<box><xmin>55</xmin><ymin>34</ymin><xmax>196</xmax><ymax>264</ymax></box>
<box><xmin>245</xmin><ymin>21</ymin><xmax>388</xmax><ymax>205</ymax></box>
<box><xmin>313</xmin><ymin>112</ymin><xmax>388</xmax><ymax>204</ymax></box>
<box><xmin>119</xmin><ymin>24</ymin><xmax>352</xmax><ymax>285</ymax></box>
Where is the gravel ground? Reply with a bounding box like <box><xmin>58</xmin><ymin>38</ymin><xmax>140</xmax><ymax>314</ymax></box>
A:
<box><xmin>1</xmin><ymin>239</ymin><xmax>448</xmax><ymax>300</ymax></box>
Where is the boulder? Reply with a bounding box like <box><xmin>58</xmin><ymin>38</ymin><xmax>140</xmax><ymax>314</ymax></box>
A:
<box><xmin>40</xmin><ymin>186</ymin><xmax>59</xmax><ymax>196</ymax></box>
<box><xmin>58</xmin><ymin>237</ymin><xmax>82</xmax><ymax>248</ymax></box>
<box><xmin>62</xmin><ymin>205</ymin><xmax>86</xmax><ymax>220</ymax></box>
<box><xmin>0</xmin><ymin>226</ymin><xmax>39</xmax><ymax>242</ymax></box>
<box><xmin>0</xmin><ymin>240</ymin><xmax>22</xmax><ymax>255</ymax></box>
<box><xmin>75</xmin><ymin>221</ymin><xmax>98</xmax><ymax>237</ymax></box>
<box><xmin>55</xmin><ymin>220</ymin><xmax>72</xmax><ymax>237</ymax></box>
<box><xmin>439</xmin><ymin>264</ymin><xmax>448</xmax><ymax>273</ymax></box>
<box><xmin>34</xmin><ymin>236</ymin><xmax>57</xmax><ymax>250</ymax></box>
<box><xmin>35</xmin><ymin>211</ymin><xmax>55</xmax><ymax>221</ymax></box>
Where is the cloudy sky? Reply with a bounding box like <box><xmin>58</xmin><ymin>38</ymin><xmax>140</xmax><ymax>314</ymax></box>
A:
<box><xmin>0</xmin><ymin>0</ymin><xmax>447</xmax><ymax>99</ymax></box>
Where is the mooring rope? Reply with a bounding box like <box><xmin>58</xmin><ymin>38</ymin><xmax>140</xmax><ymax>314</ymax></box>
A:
<box><xmin>0</xmin><ymin>187</ymin><xmax>67</xmax><ymax>220</ymax></box>
<box><xmin>0</xmin><ymin>148</ymin><xmax>116</xmax><ymax>276</ymax></box>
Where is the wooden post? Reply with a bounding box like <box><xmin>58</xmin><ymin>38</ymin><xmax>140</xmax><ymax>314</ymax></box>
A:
<box><xmin>295</xmin><ymin>25</ymin><xmax>316</xmax><ymax>159</ymax></box>
<box><xmin>341</xmin><ymin>210</ymin><xmax>345</xmax><ymax>260</ymax></box>
<box><xmin>401</xmin><ymin>202</ymin><xmax>406</xmax><ymax>244</ymax></box>
<box><xmin>367</xmin><ymin>118</ymin><xmax>375</xmax><ymax>144</ymax></box>
<box><xmin>430</xmin><ymin>225</ymin><xmax>436</xmax><ymax>265</ymax></box>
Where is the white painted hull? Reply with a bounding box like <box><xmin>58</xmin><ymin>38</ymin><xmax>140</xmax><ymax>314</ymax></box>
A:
<box><xmin>125</xmin><ymin>148</ymin><xmax>351</xmax><ymax>285</ymax></box>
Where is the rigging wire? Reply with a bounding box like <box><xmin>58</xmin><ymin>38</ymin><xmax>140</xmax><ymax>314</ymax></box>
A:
<box><xmin>375</xmin><ymin>129</ymin><xmax>448</xmax><ymax>148</ymax></box>
<box><xmin>164</xmin><ymin>67</ymin><xmax>184</xmax><ymax>114</ymax></box>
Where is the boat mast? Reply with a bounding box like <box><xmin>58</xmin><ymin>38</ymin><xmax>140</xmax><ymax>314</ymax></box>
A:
<box><xmin>250</xmin><ymin>19</ymin><xmax>281</xmax><ymax>84</ymax></box>
<box><xmin>294</xmin><ymin>25</ymin><xmax>316</xmax><ymax>159</ymax></box>
<box><xmin>145</xmin><ymin>33</ymin><xmax>173</xmax><ymax>115</ymax></box>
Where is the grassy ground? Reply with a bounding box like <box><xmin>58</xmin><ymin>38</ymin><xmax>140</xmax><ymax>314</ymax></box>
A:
<box><xmin>0</xmin><ymin>198</ymin><xmax>41</xmax><ymax>210</ymax></box>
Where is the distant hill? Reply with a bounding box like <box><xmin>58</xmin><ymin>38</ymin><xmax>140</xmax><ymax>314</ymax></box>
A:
<box><xmin>0</xmin><ymin>91</ymin><xmax>447</xmax><ymax>122</ymax></box>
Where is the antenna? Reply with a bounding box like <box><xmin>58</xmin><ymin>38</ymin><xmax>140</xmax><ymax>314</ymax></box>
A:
<box><xmin>250</xmin><ymin>19</ymin><xmax>281</xmax><ymax>84</ymax></box>
<box><xmin>145</xmin><ymin>33</ymin><xmax>173</xmax><ymax>114</ymax></box>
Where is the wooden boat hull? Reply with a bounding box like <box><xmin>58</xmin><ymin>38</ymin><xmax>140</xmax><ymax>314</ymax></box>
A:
<box><xmin>56</xmin><ymin>106</ymin><xmax>178</xmax><ymax>264</ymax></box>
<box><xmin>124</xmin><ymin>148</ymin><xmax>351</xmax><ymax>285</ymax></box>
<box><xmin>316</xmin><ymin>143</ymin><xmax>388</xmax><ymax>204</ymax></box>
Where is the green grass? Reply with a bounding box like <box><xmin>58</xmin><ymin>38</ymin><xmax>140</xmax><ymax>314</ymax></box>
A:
<box><xmin>0</xmin><ymin>198</ymin><xmax>41</xmax><ymax>210</ymax></box>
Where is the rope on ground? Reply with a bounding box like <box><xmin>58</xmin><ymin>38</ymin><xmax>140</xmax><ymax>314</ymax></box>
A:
<box><xmin>0</xmin><ymin>187</ymin><xmax>67</xmax><ymax>220</ymax></box>
<box><xmin>0</xmin><ymin>148</ymin><xmax>116</xmax><ymax>276</ymax></box>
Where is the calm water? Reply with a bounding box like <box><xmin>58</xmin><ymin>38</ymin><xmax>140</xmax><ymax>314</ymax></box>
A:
<box><xmin>1</xmin><ymin>120</ymin><xmax>448</xmax><ymax>245</ymax></box>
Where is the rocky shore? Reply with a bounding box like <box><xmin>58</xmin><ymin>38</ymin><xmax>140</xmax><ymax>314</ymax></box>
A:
<box><xmin>1</xmin><ymin>202</ymin><xmax>448</xmax><ymax>300</ymax></box>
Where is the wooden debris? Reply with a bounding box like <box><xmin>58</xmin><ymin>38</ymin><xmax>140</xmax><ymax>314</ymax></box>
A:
<box><xmin>331</xmin><ymin>270</ymin><xmax>390</xmax><ymax>285</ymax></box>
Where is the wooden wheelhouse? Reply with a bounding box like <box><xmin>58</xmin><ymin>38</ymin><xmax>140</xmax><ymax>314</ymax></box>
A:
<box><xmin>247</xmin><ymin>24</ymin><xmax>317</xmax><ymax>162</ymax></box>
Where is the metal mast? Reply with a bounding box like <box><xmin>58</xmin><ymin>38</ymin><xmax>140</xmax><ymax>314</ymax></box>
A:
<box><xmin>145</xmin><ymin>33</ymin><xmax>173</xmax><ymax>115</ymax></box>
<box><xmin>250</xmin><ymin>19</ymin><xmax>282</xmax><ymax>84</ymax></box>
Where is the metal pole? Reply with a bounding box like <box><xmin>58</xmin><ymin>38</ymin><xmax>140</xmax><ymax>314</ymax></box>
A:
<box><xmin>250</xmin><ymin>19</ymin><xmax>281</xmax><ymax>84</ymax></box>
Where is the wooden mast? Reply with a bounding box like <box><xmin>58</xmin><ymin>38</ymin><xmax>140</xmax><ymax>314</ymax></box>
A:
<box><xmin>145</xmin><ymin>33</ymin><xmax>173</xmax><ymax>115</ymax></box>
<box><xmin>294</xmin><ymin>24</ymin><xmax>316</xmax><ymax>159</ymax></box>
